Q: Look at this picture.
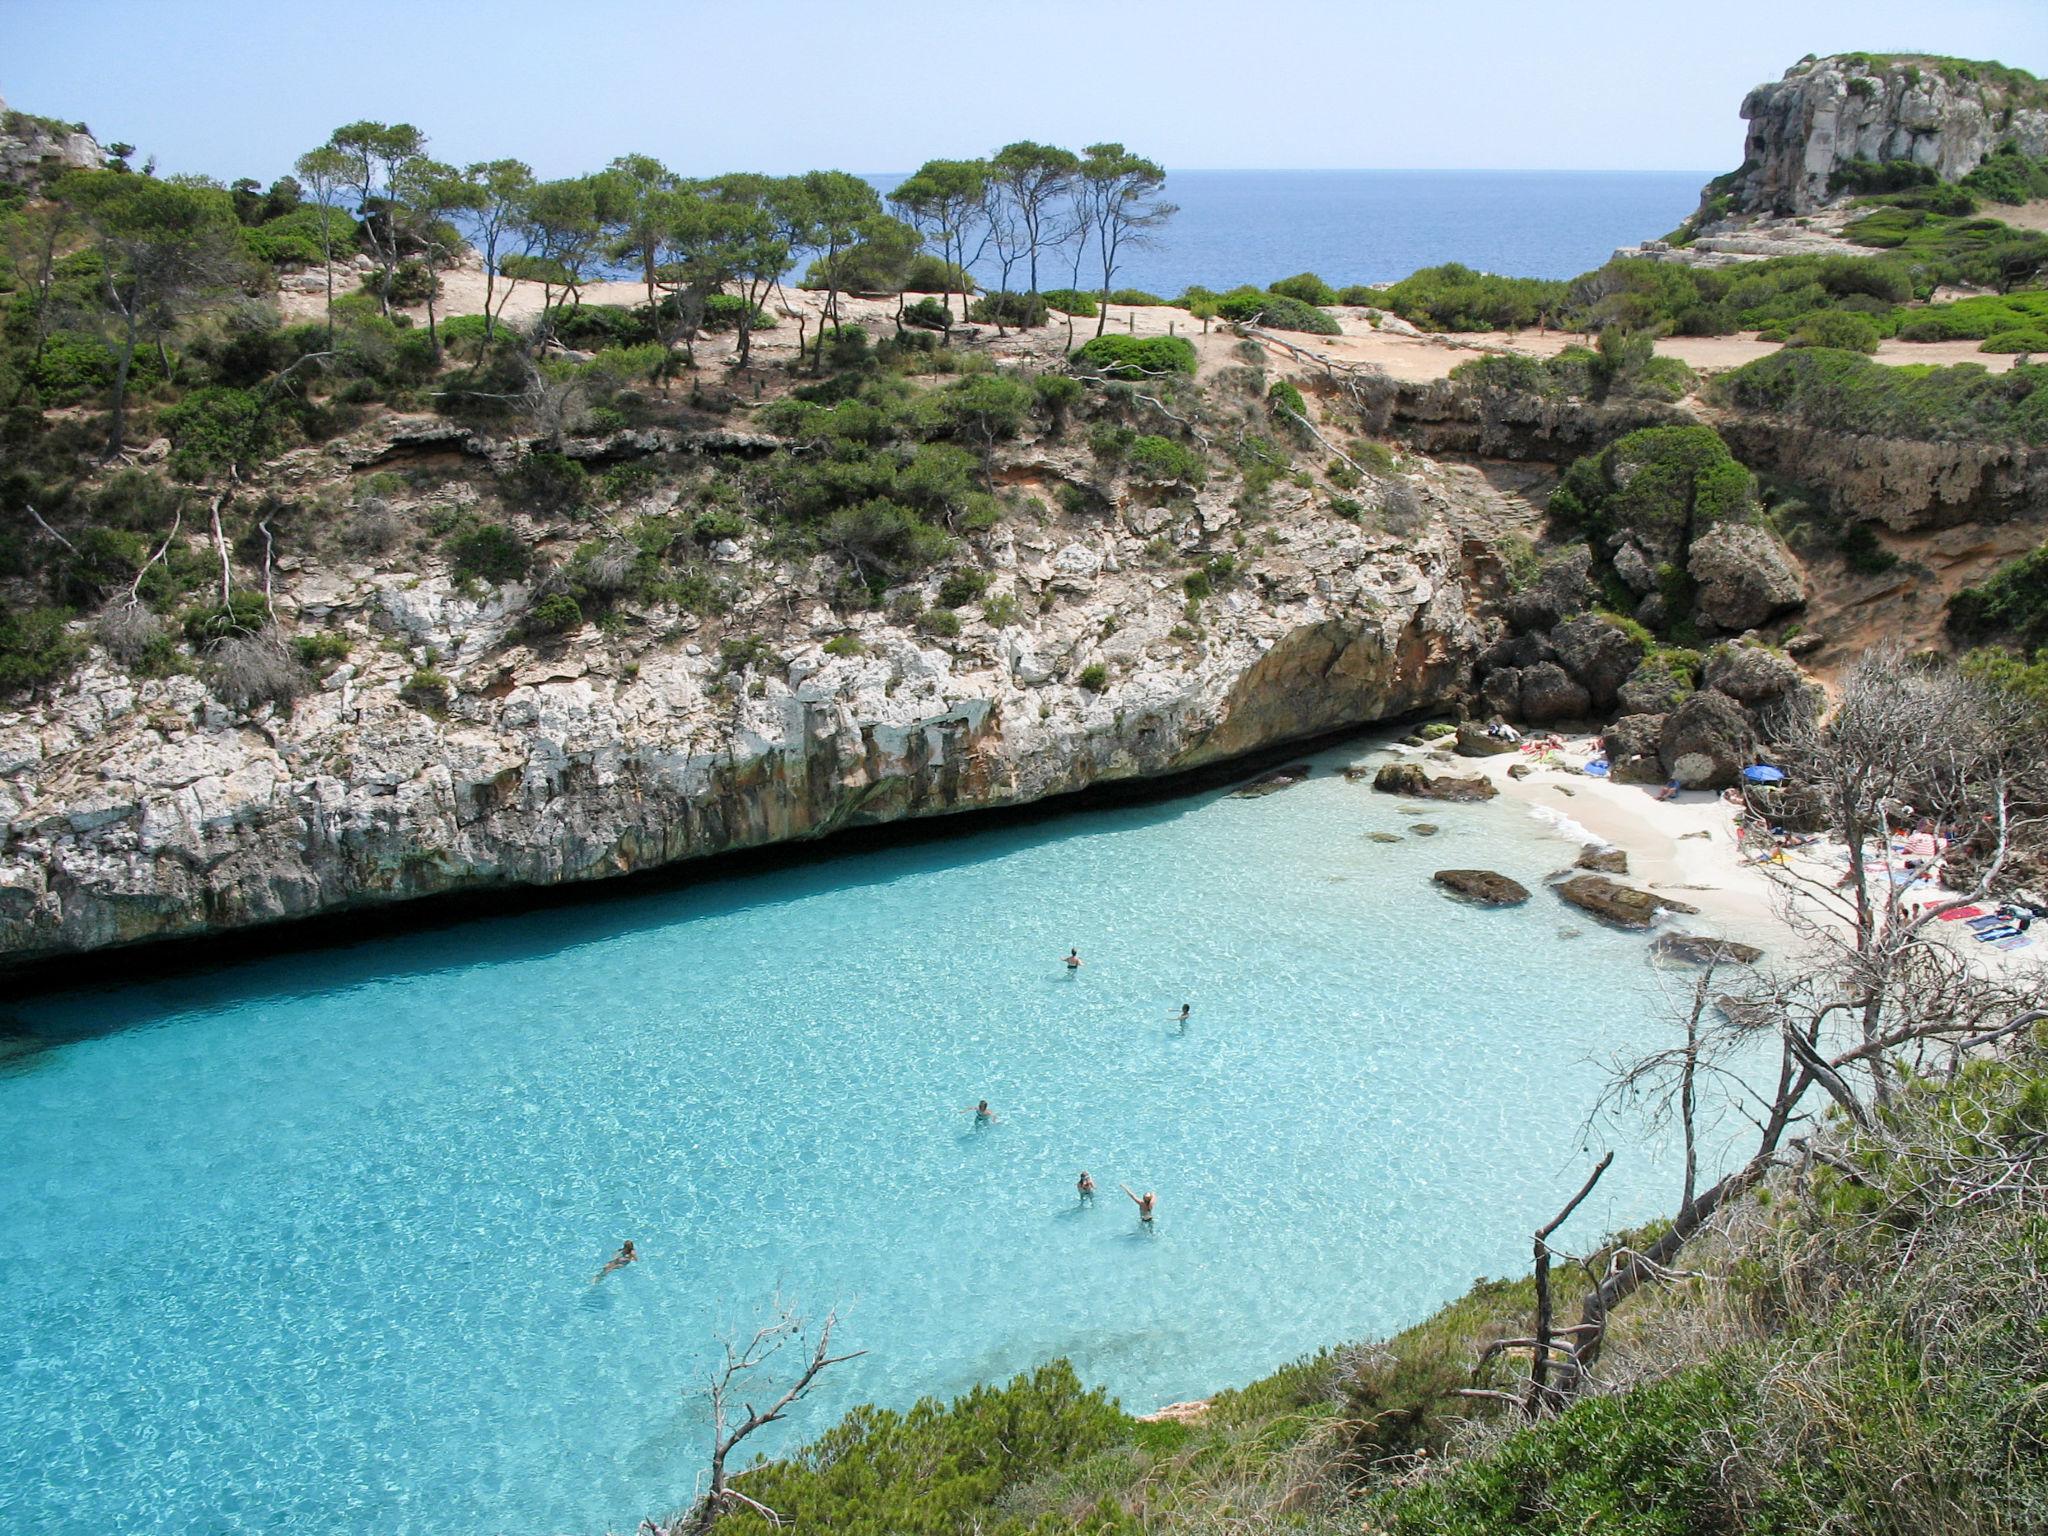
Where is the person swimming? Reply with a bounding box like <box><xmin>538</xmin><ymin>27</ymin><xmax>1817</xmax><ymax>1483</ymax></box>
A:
<box><xmin>968</xmin><ymin>1099</ymin><xmax>996</xmax><ymax>1125</ymax></box>
<box><xmin>1077</xmin><ymin>1171</ymin><xmax>1096</xmax><ymax>1201</ymax></box>
<box><xmin>1064</xmin><ymin>948</ymin><xmax>1082</xmax><ymax>970</ymax></box>
<box><xmin>591</xmin><ymin>1240</ymin><xmax>637</xmax><ymax>1284</ymax></box>
<box><xmin>1120</xmin><ymin>1184</ymin><xmax>1156</xmax><ymax>1225</ymax></box>
<box><xmin>1174</xmin><ymin>1003</ymin><xmax>1190</xmax><ymax>1027</ymax></box>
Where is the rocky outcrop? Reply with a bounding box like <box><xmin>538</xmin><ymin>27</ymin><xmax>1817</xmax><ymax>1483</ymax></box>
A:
<box><xmin>0</xmin><ymin>98</ymin><xmax>102</xmax><ymax>187</ymax></box>
<box><xmin>1715</xmin><ymin>418</ymin><xmax>2048</xmax><ymax>531</ymax></box>
<box><xmin>1660</xmin><ymin>689</ymin><xmax>1754</xmax><ymax>789</ymax></box>
<box><xmin>1688</xmin><ymin>523</ymin><xmax>1805</xmax><ymax>633</ymax></box>
<box><xmin>1715</xmin><ymin>55</ymin><xmax>2048</xmax><ymax>217</ymax></box>
<box><xmin>1432</xmin><ymin>869</ymin><xmax>1530</xmax><ymax>906</ymax></box>
<box><xmin>1371</xmin><ymin>762</ymin><xmax>1499</xmax><ymax>801</ymax></box>
<box><xmin>1702</xmin><ymin>641</ymin><xmax>1821</xmax><ymax>722</ymax></box>
<box><xmin>1556</xmin><ymin>874</ymin><xmax>1699</xmax><ymax>930</ymax></box>
<box><xmin>1378</xmin><ymin>378</ymin><xmax>1689</xmax><ymax>465</ymax></box>
<box><xmin>0</xmin><ymin>482</ymin><xmax>1486</xmax><ymax>968</ymax></box>
<box><xmin>1453</xmin><ymin>722</ymin><xmax>1516</xmax><ymax>757</ymax></box>
<box><xmin>1575</xmin><ymin>845</ymin><xmax>1629</xmax><ymax>875</ymax></box>
<box><xmin>1549</xmin><ymin>614</ymin><xmax>1645</xmax><ymax>712</ymax></box>
<box><xmin>1602</xmin><ymin>713</ymin><xmax>1667</xmax><ymax>784</ymax></box>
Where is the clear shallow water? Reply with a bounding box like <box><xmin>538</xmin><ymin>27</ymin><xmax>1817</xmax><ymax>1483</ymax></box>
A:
<box><xmin>868</xmin><ymin>169</ymin><xmax>1708</xmax><ymax>294</ymax></box>
<box><xmin>3</xmin><ymin>737</ymin><xmax>1722</xmax><ymax>1536</ymax></box>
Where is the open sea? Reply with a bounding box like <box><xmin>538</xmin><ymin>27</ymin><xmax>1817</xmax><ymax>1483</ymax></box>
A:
<box><xmin>0</xmin><ymin>735</ymin><xmax>1758</xmax><ymax>1536</ymax></box>
<box><xmin>870</xmin><ymin>168</ymin><xmax>1710</xmax><ymax>294</ymax></box>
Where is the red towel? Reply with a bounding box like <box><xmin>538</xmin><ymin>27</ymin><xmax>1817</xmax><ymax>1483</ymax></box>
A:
<box><xmin>1936</xmin><ymin>905</ymin><xmax>1986</xmax><ymax>922</ymax></box>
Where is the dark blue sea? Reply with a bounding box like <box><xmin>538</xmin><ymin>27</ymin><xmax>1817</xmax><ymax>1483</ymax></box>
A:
<box><xmin>870</xmin><ymin>168</ymin><xmax>1710</xmax><ymax>295</ymax></box>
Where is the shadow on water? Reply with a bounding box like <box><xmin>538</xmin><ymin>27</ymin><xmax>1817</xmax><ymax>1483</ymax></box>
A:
<box><xmin>7</xmin><ymin>725</ymin><xmax>1404</xmax><ymax>1042</ymax></box>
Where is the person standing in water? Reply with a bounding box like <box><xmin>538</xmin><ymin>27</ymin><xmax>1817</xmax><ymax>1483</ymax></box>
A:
<box><xmin>966</xmin><ymin>1099</ymin><xmax>996</xmax><ymax>1126</ymax></box>
<box><xmin>1077</xmin><ymin>1171</ymin><xmax>1096</xmax><ymax>1202</ymax></box>
<box><xmin>1064</xmin><ymin>948</ymin><xmax>1082</xmax><ymax>971</ymax></box>
<box><xmin>1120</xmin><ymin>1184</ymin><xmax>1156</xmax><ymax>1226</ymax></box>
<box><xmin>1173</xmin><ymin>1003</ymin><xmax>1190</xmax><ymax>1030</ymax></box>
<box><xmin>592</xmin><ymin>1240</ymin><xmax>637</xmax><ymax>1284</ymax></box>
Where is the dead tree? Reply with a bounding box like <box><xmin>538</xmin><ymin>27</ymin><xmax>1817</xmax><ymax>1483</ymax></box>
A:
<box><xmin>672</xmin><ymin>1300</ymin><xmax>864</xmax><ymax>1534</ymax></box>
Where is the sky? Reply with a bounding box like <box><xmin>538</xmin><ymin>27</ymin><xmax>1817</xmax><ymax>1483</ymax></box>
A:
<box><xmin>3</xmin><ymin>0</ymin><xmax>2044</xmax><ymax>184</ymax></box>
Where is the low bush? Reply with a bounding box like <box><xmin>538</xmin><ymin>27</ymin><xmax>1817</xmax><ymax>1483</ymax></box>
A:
<box><xmin>1105</xmin><ymin>287</ymin><xmax>1166</xmax><ymax>306</ymax></box>
<box><xmin>918</xmin><ymin>606</ymin><xmax>961</xmax><ymax>637</ymax></box>
<box><xmin>1041</xmin><ymin>288</ymin><xmax>1099</xmax><ymax>317</ymax></box>
<box><xmin>291</xmin><ymin>630</ymin><xmax>350</xmax><ymax>668</ymax></box>
<box><xmin>181</xmin><ymin>590</ymin><xmax>270</xmax><ymax>644</ymax></box>
<box><xmin>524</xmin><ymin>592</ymin><xmax>583</xmax><ymax>636</ymax></box>
<box><xmin>1071</xmin><ymin>334</ymin><xmax>1197</xmax><ymax>380</ymax></box>
<box><xmin>505</xmin><ymin>451</ymin><xmax>588</xmax><ymax>513</ymax></box>
<box><xmin>1713</xmin><ymin>350</ymin><xmax>2048</xmax><ymax>445</ymax></box>
<box><xmin>399</xmin><ymin>667</ymin><xmax>452</xmax><ymax>710</ymax></box>
<box><xmin>1790</xmin><ymin>309</ymin><xmax>1883</xmax><ymax>352</ymax></box>
<box><xmin>1077</xmin><ymin>662</ymin><xmax>1108</xmax><ymax>691</ymax></box>
<box><xmin>207</xmin><ymin>631</ymin><xmax>307</xmax><ymax>712</ymax></box>
<box><xmin>936</xmin><ymin>568</ymin><xmax>990</xmax><ymax>607</ymax></box>
<box><xmin>1839</xmin><ymin>521</ymin><xmax>1899</xmax><ymax>575</ymax></box>
<box><xmin>1212</xmin><ymin>289</ymin><xmax>1341</xmax><ymax>335</ymax></box>
<box><xmin>1268</xmin><ymin>272</ymin><xmax>1340</xmax><ymax>306</ymax></box>
<box><xmin>902</xmin><ymin>297</ymin><xmax>953</xmax><ymax>331</ymax></box>
<box><xmin>0</xmin><ymin>604</ymin><xmax>81</xmax><ymax>694</ymax></box>
<box><xmin>1948</xmin><ymin>544</ymin><xmax>2048</xmax><ymax>646</ymax></box>
<box><xmin>692</xmin><ymin>507</ymin><xmax>748</xmax><ymax>544</ymax></box>
<box><xmin>822</xmin><ymin>633</ymin><xmax>864</xmax><ymax>657</ymax></box>
<box><xmin>446</xmin><ymin>522</ymin><xmax>530</xmax><ymax>583</ymax></box>
<box><xmin>1125</xmin><ymin>434</ymin><xmax>1206</xmax><ymax>486</ymax></box>
<box><xmin>967</xmin><ymin>291</ymin><xmax>1050</xmax><ymax>328</ymax></box>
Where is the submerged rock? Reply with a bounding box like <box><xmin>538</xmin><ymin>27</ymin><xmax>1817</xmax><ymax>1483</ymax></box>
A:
<box><xmin>1432</xmin><ymin>869</ymin><xmax>1530</xmax><ymax>906</ymax></box>
<box><xmin>1372</xmin><ymin>762</ymin><xmax>1499</xmax><ymax>802</ymax></box>
<box><xmin>1652</xmin><ymin>932</ymin><xmax>1763</xmax><ymax>965</ymax></box>
<box><xmin>1410</xmin><ymin>822</ymin><xmax>1440</xmax><ymax>836</ymax></box>
<box><xmin>1232</xmin><ymin>763</ymin><xmax>1311</xmax><ymax>797</ymax></box>
<box><xmin>1367</xmin><ymin>831</ymin><xmax>1402</xmax><ymax>844</ymax></box>
<box><xmin>1555</xmin><ymin>874</ymin><xmax>1700</xmax><ymax>930</ymax></box>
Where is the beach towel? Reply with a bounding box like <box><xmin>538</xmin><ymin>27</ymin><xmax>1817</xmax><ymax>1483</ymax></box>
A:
<box><xmin>1584</xmin><ymin>760</ymin><xmax>1610</xmax><ymax>778</ymax></box>
<box><xmin>1993</xmin><ymin>936</ymin><xmax>2034</xmax><ymax>952</ymax></box>
<box><xmin>1936</xmin><ymin>906</ymin><xmax>1986</xmax><ymax>922</ymax></box>
<box><xmin>1967</xmin><ymin>915</ymin><xmax>2010</xmax><ymax>930</ymax></box>
<box><xmin>1974</xmin><ymin>925</ymin><xmax>2021</xmax><ymax>943</ymax></box>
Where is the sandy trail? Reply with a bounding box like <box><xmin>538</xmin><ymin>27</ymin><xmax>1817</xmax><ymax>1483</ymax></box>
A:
<box><xmin>279</xmin><ymin>260</ymin><xmax>2027</xmax><ymax>387</ymax></box>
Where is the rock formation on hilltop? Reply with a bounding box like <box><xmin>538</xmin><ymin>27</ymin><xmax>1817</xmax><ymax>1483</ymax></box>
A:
<box><xmin>0</xmin><ymin>96</ymin><xmax>104</xmax><ymax>187</ymax></box>
<box><xmin>1709</xmin><ymin>54</ymin><xmax>2048</xmax><ymax>218</ymax></box>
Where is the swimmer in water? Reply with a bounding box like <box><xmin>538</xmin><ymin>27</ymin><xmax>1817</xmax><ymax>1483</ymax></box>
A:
<box><xmin>967</xmin><ymin>1099</ymin><xmax>996</xmax><ymax>1125</ymax></box>
<box><xmin>1173</xmin><ymin>1003</ymin><xmax>1190</xmax><ymax>1029</ymax></box>
<box><xmin>1064</xmin><ymin>948</ymin><xmax>1082</xmax><ymax>970</ymax></box>
<box><xmin>591</xmin><ymin>1239</ymin><xmax>637</xmax><ymax>1284</ymax></box>
<box><xmin>1120</xmin><ymin>1184</ymin><xmax>1156</xmax><ymax>1226</ymax></box>
<box><xmin>1077</xmin><ymin>1171</ymin><xmax>1097</xmax><ymax>1202</ymax></box>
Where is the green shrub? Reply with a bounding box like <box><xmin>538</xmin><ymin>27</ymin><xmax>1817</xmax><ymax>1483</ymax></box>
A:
<box><xmin>506</xmin><ymin>451</ymin><xmax>588</xmax><ymax>512</ymax></box>
<box><xmin>1268</xmin><ymin>377</ymin><xmax>1308</xmax><ymax>423</ymax></box>
<box><xmin>1071</xmin><ymin>334</ymin><xmax>1197</xmax><ymax>380</ymax></box>
<box><xmin>1839</xmin><ymin>521</ymin><xmax>1900</xmax><ymax>575</ymax></box>
<box><xmin>1182</xmin><ymin>569</ymin><xmax>1213</xmax><ymax>601</ymax></box>
<box><xmin>1949</xmin><ymin>544</ymin><xmax>2048</xmax><ymax>646</ymax></box>
<box><xmin>1267</xmin><ymin>272</ymin><xmax>1340</xmax><ymax>306</ymax></box>
<box><xmin>902</xmin><ymin>297</ymin><xmax>953</xmax><ymax>331</ymax></box>
<box><xmin>822</xmin><ymin>633</ymin><xmax>864</xmax><ymax>657</ymax></box>
<box><xmin>968</xmin><ymin>291</ymin><xmax>1049</xmax><ymax>328</ymax></box>
<box><xmin>982</xmin><ymin>592</ymin><xmax>1020</xmax><ymax>626</ymax></box>
<box><xmin>180</xmin><ymin>591</ymin><xmax>270</xmax><ymax>644</ymax></box>
<box><xmin>0</xmin><ymin>604</ymin><xmax>81</xmax><ymax>694</ymax></box>
<box><xmin>1105</xmin><ymin>287</ymin><xmax>1166</xmax><ymax>306</ymax></box>
<box><xmin>29</xmin><ymin>331</ymin><xmax>114</xmax><ymax>406</ymax></box>
<box><xmin>919</xmin><ymin>606</ymin><xmax>961</xmax><ymax>637</ymax></box>
<box><xmin>160</xmin><ymin>386</ymin><xmax>273</xmax><ymax>479</ymax></box>
<box><xmin>1041</xmin><ymin>288</ymin><xmax>1099</xmax><ymax>317</ymax></box>
<box><xmin>1713</xmin><ymin>350</ymin><xmax>2048</xmax><ymax>444</ymax></box>
<box><xmin>446</xmin><ymin>523</ymin><xmax>530</xmax><ymax>583</ymax></box>
<box><xmin>1548</xmin><ymin>425</ymin><xmax>1756</xmax><ymax>564</ymax></box>
<box><xmin>692</xmin><ymin>507</ymin><xmax>748</xmax><ymax>544</ymax></box>
<box><xmin>525</xmin><ymin>593</ymin><xmax>583</xmax><ymax>636</ymax></box>
<box><xmin>399</xmin><ymin>667</ymin><xmax>451</xmax><ymax>710</ymax></box>
<box><xmin>1212</xmin><ymin>289</ymin><xmax>1342</xmax><ymax>334</ymax></box>
<box><xmin>1790</xmin><ymin>309</ymin><xmax>1883</xmax><ymax>352</ymax></box>
<box><xmin>1125</xmin><ymin>434</ymin><xmax>1206</xmax><ymax>486</ymax></box>
<box><xmin>937</xmin><ymin>567</ymin><xmax>990</xmax><ymax>607</ymax></box>
<box><xmin>1369</xmin><ymin>262</ymin><xmax>1566</xmax><ymax>331</ymax></box>
<box><xmin>1077</xmin><ymin>662</ymin><xmax>1109</xmax><ymax>690</ymax></box>
<box><xmin>701</xmin><ymin>293</ymin><xmax>776</xmax><ymax>332</ymax></box>
<box><xmin>291</xmin><ymin>631</ymin><xmax>350</xmax><ymax>668</ymax></box>
<box><xmin>1982</xmin><ymin>328</ymin><xmax>2048</xmax><ymax>353</ymax></box>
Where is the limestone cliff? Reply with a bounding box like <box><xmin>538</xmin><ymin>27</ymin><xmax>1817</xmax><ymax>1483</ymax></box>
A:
<box><xmin>1710</xmin><ymin>54</ymin><xmax>2048</xmax><ymax>218</ymax></box>
<box><xmin>0</xmin><ymin>428</ymin><xmax>1492</xmax><ymax>970</ymax></box>
<box><xmin>0</xmin><ymin>96</ymin><xmax>103</xmax><ymax>187</ymax></box>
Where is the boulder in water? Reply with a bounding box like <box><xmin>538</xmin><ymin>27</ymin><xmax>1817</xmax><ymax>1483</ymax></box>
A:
<box><xmin>1410</xmin><ymin>822</ymin><xmax>1440</xmax><ymax>836</ymax></box>
<box><xmin>1372</xmin><ymin>762</ymin><xmax>1499</xmax><ymax>801</ymax></box>
<box><xmin>1454</xmin><ymin>722</ymin><xmax>1517</xmax><ymax>758</ymax></box>
<box><xmin>1651</xmin><ymin>932</ymin><xmax>1763</xmax><ymax>965</ymax></box>
<box><xmin>1233</xmin><ymin>763</ymin><xmax>1311</xmax><ymax>797</ymax></box>
<box><xmin>1433</xmin><ymin>869</ymin><xmax>1530</xmax><ymax>906</ymax></box>
<box><xmin>1575</xmin><ymin>845</ymin><xmax>1629</xmax><ymax>875</ymax></box>
<box><xmin>1555</xmin><ymin>874</ymin><xmax>1699</xmax><ymax>930</ymax></box>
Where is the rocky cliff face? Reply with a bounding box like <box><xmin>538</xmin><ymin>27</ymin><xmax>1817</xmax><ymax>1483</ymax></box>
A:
<box><xmin>0</xmin><ymin>433</ymin><xmax>1491</xmax><ymax>970</ymax></box>
<box><xmin>0</xmin><ymin>97</ymin><xmax>103</xmax><ymax>187</ymax></box>
<box><xmin>1716</xmin><ymin>55</ymin><xmax>2048</xmax><ymax>217</ymax></box>
<box><xmin>1714</xmin><ymin>416</ymin><xmax>2048</xmax><ymax>530</ymax></box>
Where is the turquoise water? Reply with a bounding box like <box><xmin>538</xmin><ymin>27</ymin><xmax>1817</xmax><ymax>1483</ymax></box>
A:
<box><xmin>2</xmin><ymin>737</ymin><xmax>1721</xmax><ymax>1535</ymax></box>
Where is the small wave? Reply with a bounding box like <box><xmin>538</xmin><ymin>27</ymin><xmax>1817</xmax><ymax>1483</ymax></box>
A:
<box><xmin>1528</xmin><ymin>804</ymin><xmax>1602</xmax><ymax>847</ymax></box>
